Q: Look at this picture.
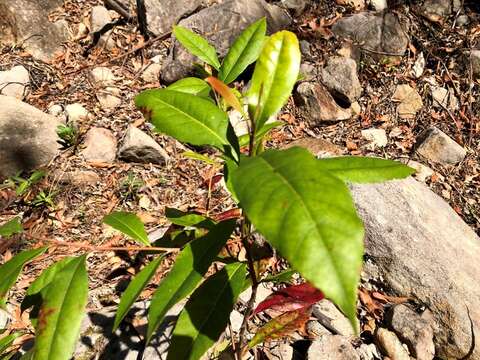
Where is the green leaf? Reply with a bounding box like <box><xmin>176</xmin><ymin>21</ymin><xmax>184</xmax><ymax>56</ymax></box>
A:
<box><xmin>165</xmin><ymin>208</ymin><xmax>213</xmax><ymax>228</ymax></box>
<box><xmin>0</xmin><ymin>218</ymin><xmax>22</xmax><ymax>237</ymax></box>
<box><xmin>147</xmin><ymin>220</ymin><xmax>236</xmax><ymax>342</ymax></box>
<box><xmin>167</xmin><ymin>262</ymin><xmax>246</xmax><ymax>360</ymax></box>
<box><xmin>219</xmin><ymin>18</ymin><xmax>267</xmax><ymax>84</ymax></box>
<box><xmin>316</xmin><ymin>156</ymin><xmax>415</xmax><ymax>183</ymax></box>
<box><xmin>238</xmin><ymin>121</ymin><xmax>283</xmax><ymax>147</ymax></box>
<box><xmin>223</xmin><ymin>157</ymin><xmax>239</xmax><ymax>202</ymax></box>
<box><xmin>232</xmin><ymin>147</ymin><xmax>364</xmax><ymax>327</ymax></box>
<box><xmin>0</xmin><ymin>332</ymin><xmax>21</xmax><ymax>353</ymax></box>
<box><xmin>168</xmin><ymin>78</ymin><xmax>211</xmax><ymax>97</ymax></box>
<box><xmin>0</xmin><ymin>247</ymin><xmax>47</xmax><ymax>306</ymax></box>
<box><xmin>173</xmin><ymin>26</ymin><xmax>220</xmax><ymax>70</ymax></box>
<box><xmin>135</xmin><ymin>89</ymin><xmax>231</xmax><ymax>151</ymax></box>
<box><xmin>113</xmin><ymin>256</ymin><xmax>164</xmax><ymax>331</ymax></box>
<box><xmin>103</xmin><ymin>211</ymin><xmax>150</xmax><ymax>246</ymax></box>
<box><xmin>182</xmin><ymin>151</ymin><xmax>218</xmax><ymax>165</ymax></box>
<box><xmin>32</xmin><ymin>255</ymin><xmax>88</xmax><ymax>360</ymax></box>
<box><xmin>247</xmin><ymin>31</ymin><xmax>301</xmax><ymax>129</ymax></box>
<box><xmin>22</xmin><ymin>258</ymin><xmax>75</xmax><ymax>317</ymax></box>
<box><xmin>261</xmin><ymin>269</ymin><xmax>296</xmax><ymax>284</ymax></box>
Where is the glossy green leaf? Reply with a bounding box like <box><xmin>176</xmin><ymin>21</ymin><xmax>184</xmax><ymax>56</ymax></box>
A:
<box><xmin>247</xmin><ymin>31</ymin><xmax>301</xmax><ymax>129</ymax></box>
<box><xmin>316</xmin><ymin>156</ymin><xmax>415</xmax><ymax>183</ymax></box>
<box><xmin>167</xmin><ymin>262</ymin><xmax>246</xmax><ymax>360</ymax></box>
<box><xmin>32</xmin><ymin>255</ymin><xmax>88</xmax><ymax>360</ymax></box>
<box><xmin>173</xmin><ymin>26</ymin><xmax>220</xmax><ymax>70</ymax></box>
<box><xmin>103</xmin><ymin>211</ymin><xmax>150</xmax><ymax>246</ymax></box>
<box><xmin>113</xmin><ymin>256</ymin><xmax>164</xmax><ymax>331</ymax></box>
<box><xmin>238</xmin><ymin>121</ymin><xmax>283</xmax><ymax>147</ymax></box>
<box><xmin>261</xmin><ymin>269</ymin><xmax>296</xmax><ymax>284</ymax></box>
<box><xmin>22</xmin><ymin>257</ymin><xmax>75</xmax><ymax>316</ymax></box>
<box><xmin>232</xmin><ymin>147</ymin><xmax>364</xmax><ymax>327</ymax></box>
<box><xmin>223</xmin><ymin>157</ymin><xmax>239</xmax><ymax>202</ymax></box>
<box><xmin>147</xmin><ymin>220</ymin><xmax>236</xmax><ymax>342</ymax></box>
<box><xmin>135</xmin><ymin>89</ymin><xmax>231</xmax><ymax>150</ymax></box>
<box><xmin>0</xmin><ymin>218</ymin><xmax>22</xmax><ymax>238</ymax></box>
<box><xmin>182</xmin><ymin>151</ymin><xmax>218</xmax><ymax>165</ymax></box>
<box><xmin>0</xmin><ymin>247</ymin><xmax>47</xmax><ymax>306</ymax></box>
<box><xmin>167</xmin><ymin>78</ymin><xmax>211</xmax><ymax>97</ymax></box>
<box><xmin>219</xmin><ymin>18</ymin><xmax>267</xmax><ymax>84</ymax></box>
<box><xmin>0</xmin><ymin>332</ymin><xmax>21</xmax><ymax>353</ymax></box>
<box><xmin>165</xmin><ymin>208</ymin><xmax>213</xmax><ymax>228</ymax></box>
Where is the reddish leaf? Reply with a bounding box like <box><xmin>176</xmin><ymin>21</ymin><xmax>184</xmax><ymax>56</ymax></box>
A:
<box><xmin>213</xmin><ymin>208</ymin><xmax>242</xmax><ymax>222</ymax></box>
<box><xmin>205</xmin><ymin>76</ymin><xmax>243</xmax><ymax>113</ymax></box>
<box><xmin>249</xmin><ymin>306</ymin><xmax>312</xmax><ymax>347</ymax></box>
<box><xmin>253</xmin><ymin>283</ymin><xmax>324</xmax><ymax>315</ymax></box>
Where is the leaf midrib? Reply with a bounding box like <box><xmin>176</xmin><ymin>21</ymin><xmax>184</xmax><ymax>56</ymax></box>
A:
<box><xmin>179</xmin><ymin>32</ymin><xmax>219</xmax><ymax>69</ymax></box>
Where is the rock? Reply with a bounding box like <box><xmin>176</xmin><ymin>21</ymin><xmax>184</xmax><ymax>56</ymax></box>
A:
<box><xmin>375</xmin><ymin>328</ymin><xmax>410</xmax><ymax>360</ymax></box>
<box><xmin>312</xmin><ymin>299</ymin><xmax>355</xmax><ymax>337</ymax></box>
<box><xmin>422</xmin><ymin>0</ymin><xmax>461</xmax><ymax>19</ymax></box>
<box><xmin>471</xmin><ymin>50</ymin><xmax>480</xmax><ymax>78</ymax></box>
<box><xmin>306</xmin><ymin>320</ymin><xmax>331</xmax><ymax>337</ymax></box>
<box><xmin>431</xmin><ymin>86</ymin><xmax>458</xmax><ymax>111</ymax></box>
<box><xmin>361</xmin><ymin>128</ymin><xmax>388</xmax><ymax>148</ymax></box>
<box><xmin>65</xmin><ymin>103</ymin><xmax>88</xmax><ymax>122</ymax></box>
<box><xmin>321</xmin><ymin>56</ymin><xmax>361</xmax><ymax>105</ymax></box>
<box><xmin>412</xmin><ymin>52</ymin><xmax>425</xmax><ymax>78</ymax></box>
<box><xmin>456</xmin><ymin>14</ymin><xmax>470</xmax><ymax>26</ymax></box>
<box><xmin>392</xmin><ymin>84</ymin><xmax>423</xmax><ymax>119</ymax></box>
<box><xmin>284</xmin><ymin>137</ymin><xmax>345</xmax><ymax>158</ymax></box>
<box><xmin>269</xmin><ymin>342</ymin><xmax>294</xmax><ymax>360</ymax></box>
<box><xmin>0</xmin><ymin>0</ymin><xmax>68</xmax><ymax>61</ymax></box>
<box><xmin>280</xmin><ymin>0</ymin><xmax>307</xmax><ymax>16</ymax></box>
<box><xmin>75</xmin><ymin>300</ymin><xmax>184</xmax><ymax>359</ymax></box>
<box><xmin>0</xmin><ymin>95</ymin><xmax>61</xmax><ymax>178</ymax></box>
<box><xmin>162</xmin><ymin>0</ymin><xmax>291</xmax><ymax>83</ymax></box>
<box><xmin>386</xmin><ymin>304</ymin><xmax>435</xmax><ymax>360</ymax></box>
<box><xmin>350</xmin><ymin>177</ymin><xmax>480</xmax><ymax>358</ymax></box>
<box><xmin>332</xmin><ymin>12</ymin><xmax>409</xmax><ymax>58</ymax></box>
<box><xmin>90</xmin><ymin>5</ymin><xmax>114</xmax><ymax>48</ymax></box>
<box><xmin>96</xmin><ymin>87</ymin><xmax>122</xmax><ymax>110</ymax></box>
<box><xmin>142</xmin><ymin>63</ymin><xmax>162</xmax><ymax>83</ymax></box>
<box><xmin>0</xmin><ymin>65</ymin><xmax>29</xmax><ymax>99</ymax></box>
<box><xmin>416</xmin><ymin>127</ymin><xmax>466</xmax><ymax>165</ymax></box>
<box><xmin>118</xmin><ymin>125</ymin><xmax>169</xmax><ymax>165</ymax></box>
<box><xmin>336</xmin><ymin>0</ymin><xmax>365</xmax><ymax>11</ymax></box>
<box><xmin>307</xmin><ymin>335</ymin><xmax>359</xmax><ymax>360</ymax></box>
<box><xmin>48</xmin><ymin>104</ymin><xmax>63</xmax><ymax>116</ymax></box>
<box><xmin>295</xmin><ymin>82</ymin><xmax>352</xmax><ymax>123</ymax></box>
<box><xmin>403</xmin><ymin>160</ymin><xmax>434</xmax><ymax>182</ymax></box>
<box><xmin>80</xmin><ymin>127</ymin><xmax>117</xmax><ymax>162</ymax></box>
<box><xmin>357</xmin><ymin>343</ymin><xmax>381</xmax><ymax>360</ymax></box>
<box><xmin>145</xmin><ymin>0</ymin><xmax>204</xmax><ymax>35</ymax></box>
<box><xmin>90</xmin><ymin>67</ymin><xmax>116</xmax><ymax>86</ymax></box>
<box><xmin>58</xmin><ymin>170</ymin><xmax>100</xmax><ymax>187</ymax></box>
<box><xmin>368</xmin><ymin>0</ymin><xmax>387</xmax><ymax>11</ymax></box>
<box><xmin>0</xmin><ymin>308</ymin><xmax>10</xmax><ymax>329</ymax></box>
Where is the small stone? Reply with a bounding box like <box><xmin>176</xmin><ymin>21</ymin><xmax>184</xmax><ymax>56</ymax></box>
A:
<box><xmin>118</xmin><ymin>125</ymin><xmax>169</xmax><ymax>165</ymax></box>
<box><xmin>412</xmin><ymin>52</ymin><xmax>425</xmax><ymax>78</ymax></box>
<box><xmin>229</xmin><ymin>310</ymin><xmax>243</xmax><ymax>333</ymax></box>
<box><xmin>295</xmin><ymin>82</ymin><xmax>352</xmax><ymax>123</ymax></box>
<box><xmin>416</xmin><ymin>127</ymin><xmax>466</xmax><ymax>165</ymax></box>
<box><xmin>80</xmin><ymin>127</ymin><xmax>117</xmax><ymax>162</ymax></box>
<box><xmin>357</xmin><ymin>343</ymin><xmax>381</xmax><ymax>360</ymax></box>
<box><xmin>361</xmin><ymin>128</ymin><xmax>388</xmax><ymax>148</ymax></box>
<box><xmin>422</xmin><ymin>0</ymin><xmax>461</xmax><ymax>19</ymax></box>
<box><xmin>0</xmin><ymin>65</ymin><xmax>29</xmax><ymax>99</ymax></box>
<box><xmin>369</xmin><ymin>0</ymin><xmax>387</xmax><ymax>11</ymax></box>
<box><xmin>456</xmin><ymin>14</ymin><xmax>470</xmax><ymax>27</ymax></box>
<box><xmin>300</xmin><ymin>40</ymin><xmax>312</xmax><ymax>57</ymax></box>
<box><xmin>321</xmin><ymin>56</ymin><xmax>362</xmax><ymax>105</ymax></box>
<box><xmin>392</xmin><ymin>84</ymin><xmax>423</xmax><ymax>119</ymax></box>
<box><xmin>471</xmin><ymin>50</ymin><xmax>480</xmax><ymax>78</ymax></box>
<box><xmin>312</xmin><ymin>299</ymin><xmax>355</xmax><ymax>337</ymax></box>
<box><xmin>336</xmin><ymin>0</ymin><xmax>365</xmax><ymax>10</ymax></box>
<box><xmin>375</xmin><ymin>328</ymin><xmax>410</xmax><ymax>360</ymax></box>
<box><xmin>48</xmin><ymin>104</ymin><xmax>63</xmax><ymax>116</ymax></box>
<box><xmin>299</xmin><ymin>62</ymin><xmax>317</xmax><ymax>81</ymax></box>
<box><xmin>90</xmin><ymin>6</ymin><xmax>111</xmax><ymax>33</ymax></box>
<box><xmin>308</xmin><ymin>334</ymin><xmax>360</xmax><ymax>360</ymax></box>
<box><xmin>386</xmin><ymin>304</ymin><xmax>435</xmax><ymax>360</ymax></box>
<box><xmin>281</xmin><ymin>0</ymin><xmax>306</xmax><ymax>16</ymax></box>
<box><xmin>306</xmin><ymin>320</ymin><xmax>331</xmax><ymax>337</ymax></box>
<box><xmin>351</xmin><ymin>102</ymin><xmax>361</xmax><ymax>116</ymax></box>
<box><xmin>404</xmin><ymin>160</ymin><xmax>434</xmax><ymax>182</ymax></box>
<box><xmin>141</xmin><ymin>63</ymin><xmax>162</xmax><ymax>83</ymax></box>
<box><xmin>58</xmin><ymin>170</ymin><xmax>100</xmax><ymax>187</ymax></box>
<box><xmin>431</xmin><ymin>86</ymin><xmax>458</xmax><ymax>111</ymax></box>
<box><xmin>96</xmin><ymin>87</ymin><xmax>121</xmax><ymax>110</ymax></box>
<box><xmin>65</xmin><ymin>103</ymin><xmax>88</xmax><ymax>122</ymax></box>
<box><xmin>150</xmin><ymin>55</ymin><xmax>163</xmax><ymax>64</ymax></box>
<box><xmin>90</xmin><ymin>67</ymin><xmax>116</xmax><ymax>86</ymax></box>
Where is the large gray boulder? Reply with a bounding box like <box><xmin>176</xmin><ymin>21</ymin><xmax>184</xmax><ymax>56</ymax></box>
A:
<box><xmin>145</xmin><ymin>0</ymin><xmax>204</xmax><ymax>35</ymax></box>
<box><xmin>351</xmin><ymin>178</ymin><xmax>480</xmax><ymax>359</ymax></box>
<box><xmin>0</xmin><ymin>96</ymin><xmax>61</xmax><ymax>179</ymax></box>
<box><xmin>162</xmin><ymin>0</ymin><xmax>291</xmax><ymax>84</ymax></box>
<box><xmin>0</xmin><ymin>0</ymin><xmax>68</xmax><ymax>61</ymax></box>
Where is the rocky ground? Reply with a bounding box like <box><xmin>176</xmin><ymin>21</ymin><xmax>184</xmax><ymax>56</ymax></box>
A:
<box><xmin>0</xmin><ymin>0</ymin><xmax>480</xmax><ymax>359</ymax></box>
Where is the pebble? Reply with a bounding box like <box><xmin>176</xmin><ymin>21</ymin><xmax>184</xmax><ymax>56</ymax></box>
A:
<box><xmin>65</xmin><ymin>103</ymin><xmax>89</xmax><ymax>122</ymax></box>
<box><xmin>369</xmin><ymin>0</ymin><xmax>387</xmax><ymax>10</ymax></box>
<box><xmin>471</xmin><ymin>50</ymin><xmax>480</xmax><ymax>78</ymax></box>
<box><xmin>321</xmin><ymin>56</ymin><xmax>362</xmax><ymax>105</ymax></box>
<box><xmin>361</xmin><ymin>128</ymin><xmax>388</xmax><ymax>148</ymax></box>
<box><xmin>392</xmin><ymin>84</ymin><xmax>423</xmax><ymax>119</ymax></box>
<box><xmin>90</xmin><ymin>67</ymin><xmax>116</xmax><ymax>86</ymax></box>
<box><xmin>0</xmin><ymin>65</ymin><xmax>29</xmax><ymax>99</ymax></box>
<box><xmin>404</xmin><ymin>160</ymin><xmax>434</xmax><ymax>182</ymax></box>
<box><xmin>96</xmin><ymin>87</ymin><xmax>121</xmax><ymax>110</ymax></box>
<box><xmin>48</xmin><ymin>104</ymin><xmax>63</xmax><ymax>116</ymax></box>
<box><xmin>375</xmin><ymin>328</ymin><xmax>410</xmax><ymax>360</ymax></box>
<box><xmin>118</xmin><ymin>125</ymin><xmax>169</xmax><ymax>165</ymax></box>
<box><xmin>312</xmin><ymin>299</ymin><xmax>355</xmax><ymax>337</ymax></box>
<box><xmin>431</xmin><ymin>86</ymin><xmax>458</xmax><ymax>111</ymax></box>
<box><xmin>416</xmin><ymin>126</ymin><xmax>466</xmax><ymax>165</ymax></box>
<box><xmin>80</xmin><ymin>127</ymin><xmax>117</xmax><ymax>162</ymax></box>
<box><xmin>58</xmin><ymin>170</ymin><xmax>100</xmax><ymax>187</ymax></box>
<box><xmin>308</xmin><ymin>334</ymin><xmax>360</xmax><ymax>360</ymax></box>
<box><xmin>141</xmin><ymin>63</ymin><xmax>162</xmax><ymax>83</ymax></box>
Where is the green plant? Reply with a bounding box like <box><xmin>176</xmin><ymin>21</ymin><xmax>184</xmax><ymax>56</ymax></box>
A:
<box><xmin>31</xmin><ymin>190</ymin><xmax>57</xmax><ymax>209</ymax></box>
<box><xmin>119</xmin><ymin>171</ymin><xmax>144</xmax><ymax>200</ymax></box>
<box><xmin>8</xmin><ymin>170</ymin><xmax>46</xmax><ymax>197</ymax></box>
<box><xmin>56</xmin><ymin>123</ymin><xmax>79</xmax><ymax>149</ymax></box>
<box><xmin>0</xmin><ymin>19</ymin><xmax>414</xmax><ymax>360</ymax></box>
